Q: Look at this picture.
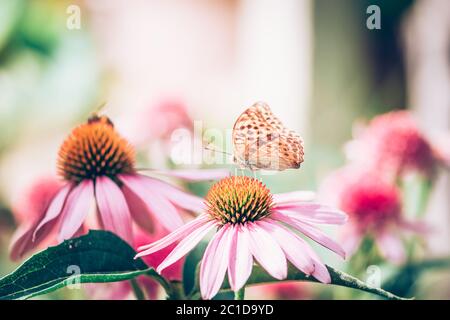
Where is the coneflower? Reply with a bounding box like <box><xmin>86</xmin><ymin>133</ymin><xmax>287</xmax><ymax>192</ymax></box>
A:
<box><xmin>136</xmin><ymin>176</ymin><xmax>347</xmax><ymax>300</ymax></box>
<box><xmin>10</xmin><ymin>115</ymin><xmax>229</xmax><ymax>260</ymax></box>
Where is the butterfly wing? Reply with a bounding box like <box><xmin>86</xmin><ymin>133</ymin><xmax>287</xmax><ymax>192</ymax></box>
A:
<box><xmin>232</xmin><ymin>102</ymin><xmax>304</xmax><ymax>170</ymax></box>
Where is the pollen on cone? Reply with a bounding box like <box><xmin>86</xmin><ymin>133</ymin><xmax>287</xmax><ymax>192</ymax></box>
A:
<box><xmin>205</xmin><ymin>176</ymin><xmax>273</xmax><ymax>225</ymax></box>
<box><xmin>57</xmin><ymin>115</ymin><xmax>135</xmax><ymax>182</ymax></box>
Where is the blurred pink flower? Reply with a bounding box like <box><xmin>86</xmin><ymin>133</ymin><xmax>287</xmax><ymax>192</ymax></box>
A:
<box><xmin>345</xmin><ymin>110</ymin><xmax>449</xmax><ymax>181</ymax></box>
<box><xmin>86</xmin><ymin>227</ymin><xmax>183</xmax><ymax>300</ymax></box>
<box><xmin>136</xmin><ymin>176</ymin><xmax>347</xmax><ymax>300</ymax></box>
<box><xmin>9</xmin><ymin>177</ymin><xmax>62</xmax><ymax>260</ymax></box>
<box><xmin>320</xmin><ymin>166</ymin><xmax>426</xmax><ymax>264</ymax></box>
<box><xmin>10</xmin><ymin>115</ymin><xmax>229</xmax><ymax>260</ymax></box>
<box><xmin>138</xmin><ymin>99</ymin><xmax>193</xmax><ymax>144</ymax></box>
<box><xmin>251</xmin><ymin>282</ymin><xmax>310</xmax><ymax>300</ymax></box>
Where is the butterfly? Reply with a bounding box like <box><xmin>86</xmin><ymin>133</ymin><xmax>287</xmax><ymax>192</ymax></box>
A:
<box><xmin>232</xmin><ymin>101</ymin><xmax>304</xmax><ymax>171</ymax></box>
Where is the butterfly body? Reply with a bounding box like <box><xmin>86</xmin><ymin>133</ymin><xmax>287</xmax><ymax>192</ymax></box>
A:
<box><xmin>232</xmin><ymin>102</ymin><xmax>304</xmax><ymax>171</ymax></box>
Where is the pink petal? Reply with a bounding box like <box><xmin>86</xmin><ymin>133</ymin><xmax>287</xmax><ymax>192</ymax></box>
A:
<box><xmin>9</xmin><ymin>219</ymin><xmax>56</xmax><ymax>261</ymax></box>
<box><xmin>273</xmin><ymin>191</ymin><xmax>316</xmax><ymax>204</ymax></box>
<box><xmin>149</xmin><ymin>168</ymin><xmax>230</xmax><ymax>182</ymax></box>
<box><xmin>119</xmin><ymin>174</ymin><xmax>183</xmax><ymax>231</ymax></box>
<box><xmin>95</xmin><ymin>176</ymin><xmax>133</xmax><ymax>244</ymax></box>
<box><xmin>58</xmin><ymin>180</ymin><xmax>95</xmax><ymax>242</ymax></box>
<box><xmin>200</xmin><ymin>225</ymin><xmax>234</xmax><ymax>300</ymax></box>
<box><xmin>228</xmin><ymin>225</ymin><xmax>253</xmax><ymax>292</ymax></box>
<box><xmin>140</xmin><ymin>177</ymin><xmax>206</xmax><ymax>213</ymax></box>
<box><xmin>122</xmin><ymin>185</ymin><xmax>155</xmax><ymax>233</ymax></box>
<box><xmin>272</xmin><ymin>212</ymin><xmax>346</xmax><ymax>259</ymax></box>
<box><xmin>33</xmin><ymin>184</ymin><xmax>73</xmax><ymax>240</ymax></box>
<box><xmin>136</xmin><ymin>214</ymin><xmax>211</xmax><ymax>254</ymax></box>
<box><xmin>375</xmin><ymin>231</ymin><xmax>406</xmax><ymax>264</ymax></box>
<box><xmin>340</xmin><ymin>224</ymin><xmax>363</xmax><ymax>258</ymax></box>
<box><xmin>398</xmin><ymin>219</ymin><xmax>431</xmax><ymax>235</ymax></box>
<box><xmin>257</xmin><ymin>220</ymin><xmax>315</xmax><ymax>275</ymax></box>
<box><xmin>272</xmin><ymin>204</ymin><xmax>348</xmax><ymax>225</ymax></box>
<box><xmin>156</xmin><ymin>220</ymin><xmax>217</xmax><ymax>273</ymax></box>
<box><xmin>298</xmin><ymin>241</ymin><xmax>331</xmax><ymax>283</ymax></box>
<box><xmin>246</xmin><ymin>222</ymin><xmax>287</xmax><ymax>280</ymax></box>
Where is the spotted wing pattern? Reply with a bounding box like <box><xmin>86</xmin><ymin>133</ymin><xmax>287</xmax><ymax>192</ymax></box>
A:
<box><xmin>232</xmin><ymin>102</ymin><xmax>304</xmax><ymax>171</ymax></box>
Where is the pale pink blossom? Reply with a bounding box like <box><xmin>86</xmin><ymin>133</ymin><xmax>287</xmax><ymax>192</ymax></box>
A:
<box><xmin>10</xmin><ymin>115</ymin><xmax>229</xmax><ymax>260</ymax></box>
<box><xmin>136</xmin><ymin>176</ymin><xmax>347</xmax><ymax>300</ymax></box>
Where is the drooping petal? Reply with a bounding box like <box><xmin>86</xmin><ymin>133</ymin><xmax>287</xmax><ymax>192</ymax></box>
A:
<box><xmin>200</xmin><ymin>225</ymin><xmax>234</xmax><ymax>300</ymax></box>
<box><xmin>246</xmin><ymin>222</ymin><xmax>287</xmax><ymax>280</ymax></box>
<box><xmin>272</xmin><ymin>212</ymin><xmax>346</xmax><ymax>259</ymax></box>
<box><xmin>9</xmin><ymin>219</ymin><xmax>57</xmax><ymax>261</ymax></box>
<box><xmin>95</xmin><ymin>176</ymin><xmax>133</xmax><ymax>244</ymax></box>
<box><xmin>149</xmin><ymin>168</ymin><xmax>230</xmax><ymax>182</ymax></box>
<box><xmin>58</xmin><ymin>180</ymin><xmax>95</xmax><ymax>242</ymax></box>
<box><xmin>33</xmin><ymin>184</ymin><xmax>73</xmax><ymax>240</ymax></box>
<box><xmin>272</xmin><ymin>191</ymin><xmax>316</xmax><ymax>204</ymax></box>
<box><xmin>228</xmin><ymin>225</ymin><xmax>253</xmax><ymax>292</ymax></box>
<box><xmin>156</xmin><ymin>220</ymin><xmax>217</xmax><ymax>273</ymax></box>
<box><xmin>119</xmin><ymin>174</ymin><xmax>183</xmax><ymax>231</ymax></box>
<box><xmin>272</xmin><ymin>203</ymin><xmax>348</xmax><ymax>225</ymax></box>
<box><xmin>375</xmin><ymin>231</ymin><xmax>406</xmax><ymax>264</ymax></box>
<box><xmin>136</xmin><ymin>214</ymin><xmax>211</xmax><ymax>254</ymax></box>
<box><xmin>139</xmin><ymin>177</ymin><xmax>206</xmax><ymax>213</ymax></box>
<box><xmin>121</xmin><ymin>185</ymin><xmax>155</xmax><ymax>233</ymax></box>
<box><xmin>257</xmin><ymin>220</ymin><xmax>315</xmax><ymax>275</ymax></box>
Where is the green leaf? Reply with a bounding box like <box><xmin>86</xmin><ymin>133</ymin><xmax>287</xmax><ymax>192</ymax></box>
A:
<box><xmin>0</xmin><ymin>230</ymin><xmax>157</xmax><ymax>300</ymax></box>
<box><xmin>189</xmin><ymin>264</ymin><xmax>410</xmax><ymax>300</ymax></box>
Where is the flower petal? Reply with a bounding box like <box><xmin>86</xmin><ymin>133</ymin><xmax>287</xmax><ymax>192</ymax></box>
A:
<box><xmin>58</xmin><ymin>180</ymin><xmax>95</xmax><ymax>242</ymax></box>
<box><xmin>33</xmin><ymin>184</ymin><xmax>73</xmax><ymax>240</ymax></box>
<box><xmin>95</xmin><ymin>176</ymin><xmax>133</xmax><ymax>244</ymax></box>
<box><xmin>150</xmin><ymin>168</ymin><xmax>231</xmax><ymax>182</ymax></box>
<box><xmin>273</xmin><ymin>191</ymin><xmax>316</xmax><ymax>204</ymax></box>
<box><xmin>272</xmin><ymin>212</ymin><xmax>346</xmax><ymax>259</ymax></box>
<box><xmin>272</xmin><ymin>203</ymin><xmax>348</xmax><ymax>225</ymax></box>
<box><xmin>257</xmin><ymin>220</ymin><xmax>315</xmax><ymax>275</ymax></box>
<box><xmin>122</xmin><ymin>185</ymin><xmax>155</xmax><ymax>233</ymax></box>
<box><xmin>119</xmin><ymin>174</ymin><xmax>184</xmax><ymax>231</ymax></box>
<box><xmin>375</xmin><ymin>231</ymin><xmax>405</xmax><ymax>264</ymax></box>
<box><xmin>200</xmin><ymin>224</ymin><xmax>234</xmax><ymax>300</ymax></box>
<box><xmin>140</xmin><ymin>177</ymin><xmax>206</xmax><ymax>213</ymax></box>
<box><xmin>228</xmin><ymin>225</ymin><xmax>253</xmax><ymax>292</ymax></box>
<box><xmin>136</xmin><ymin>214</ymin><xmax>211</xmax><ymax>254</ymax></box>
<box><xmin>246</xmin><ymin>222</ymin><xmax>287</xmax><ymax>280</ymax></box>
<box><xmin>156</xmin><ymin>220</ymin><xmax>216</xmax><ymax>273</ymax></box>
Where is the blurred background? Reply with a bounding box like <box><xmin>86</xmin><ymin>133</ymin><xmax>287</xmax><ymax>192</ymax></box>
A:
<box><xmin>0</xmin><ymin>0</ymin><xmax>449</xmax><ymax>299</ymax></box>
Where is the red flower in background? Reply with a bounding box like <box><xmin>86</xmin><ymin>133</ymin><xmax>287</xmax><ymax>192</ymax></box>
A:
<box><xmin>320</xmin><ymin>166</ymin><xmax>427</xmax><ymax>264</ymax></box>
<box><xmin>345</xmin><ymin>111</ymin><xmax>449</xmax><ymax>181</ymax></box>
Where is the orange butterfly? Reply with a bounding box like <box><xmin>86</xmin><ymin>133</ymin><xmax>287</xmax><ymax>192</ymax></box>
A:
<box><xmin>232</xmin><ymin>102</ymin><xmax>304</xmax><ymax>171</ymax></box>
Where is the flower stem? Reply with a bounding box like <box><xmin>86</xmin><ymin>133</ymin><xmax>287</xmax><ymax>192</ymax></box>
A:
<box><xmin>234</xmin><ymin>287</ymin><xmax>245</xmax><ymax>300</ymax></box>
<box><xmin>130</xmin><ymin>279</ymin><xmax>146</xmax><ymax>300</ymax></box>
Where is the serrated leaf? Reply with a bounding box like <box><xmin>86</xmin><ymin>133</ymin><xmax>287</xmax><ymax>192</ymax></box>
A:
<box><xmin>0</xmin><ymin>230</ymin><xmax>155</xmax><ymax>300</ymax></box>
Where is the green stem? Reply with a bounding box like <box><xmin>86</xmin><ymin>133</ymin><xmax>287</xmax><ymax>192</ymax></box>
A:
<box><xmin>234</xmin><ymin>287</ymin><xmax>245</xmax><ymax>300</ymax></box>
<box><xmin>130</xmin><ymin>279</ymin><xmax>146</xmax><ymax>300</ymax></box>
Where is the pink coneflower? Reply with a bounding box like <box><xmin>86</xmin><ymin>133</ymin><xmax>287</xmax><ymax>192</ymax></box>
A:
<box><xmin>321</xmin><ymin>167</ymin><xmax>426</xmax><ymax>264</ymax></box>
<box><xmin>10</xmin><ymin>115</ymin><xmax>228</xmax><ymax>260</ymax></box>
<box><xmin>345</xmin><ymin>110</ymin><xmax>448</xmax><ymax>181</ymax></box>
<box><xmin>136</xmin><ymin>176</ymin><xmax>347</xmax><ymax>300</ymax></box>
